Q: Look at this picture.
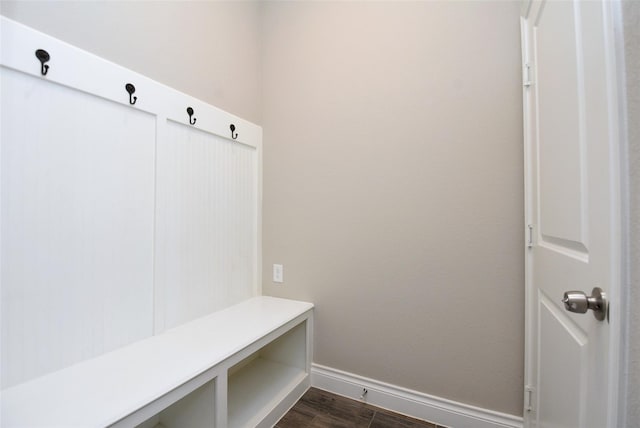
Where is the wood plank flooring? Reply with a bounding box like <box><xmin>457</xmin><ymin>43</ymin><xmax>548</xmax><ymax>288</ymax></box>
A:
<box><xmin>276</xmin><ymin>388</ymin><xmax>446</xmax><ymax>428</ymax></box>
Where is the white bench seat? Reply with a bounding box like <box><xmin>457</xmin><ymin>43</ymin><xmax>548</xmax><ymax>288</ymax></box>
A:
<box><xmin>1</xmin><ymin>296</ymin><xmax>314</xmax><ymax>428</ymax></box>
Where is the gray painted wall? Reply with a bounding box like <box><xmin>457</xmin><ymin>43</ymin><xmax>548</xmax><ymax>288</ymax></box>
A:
<box><xmin>259</xmin><ymin>1</ymin><xmax>524</xmax><ymax>416</ymax></box>
<box><xmin>622</xmin><ymin>0</ymin><xmax>639</xmax><ymax>425</ymax></box>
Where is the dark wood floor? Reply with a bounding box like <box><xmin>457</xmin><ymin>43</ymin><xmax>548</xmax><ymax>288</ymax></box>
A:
<box><xmin>276</xmin><ymin>388</ymin><xmax>446</xmax><ymax>428</ymax></box>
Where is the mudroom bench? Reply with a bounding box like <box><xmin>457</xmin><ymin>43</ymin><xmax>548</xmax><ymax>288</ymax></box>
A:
<box><xmin>1</xmin><ymin>296</ymin><xmax>314</xmax><ymax>428</ymax></box>
<box><xmin>1</xmin><ymin>17</ymin><xmax>311</xmax><ymax>428</ymax></box>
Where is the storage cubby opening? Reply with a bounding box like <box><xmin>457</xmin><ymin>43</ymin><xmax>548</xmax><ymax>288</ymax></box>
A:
<box><xmin>135</xmin><ymin>379</ymin><xmax>216</xmax><ymax>428</ymax></box>
<box><xmin>227</xmin><ymin>321</ymin><xmax>307</xmax><ymax>428</ymax></box>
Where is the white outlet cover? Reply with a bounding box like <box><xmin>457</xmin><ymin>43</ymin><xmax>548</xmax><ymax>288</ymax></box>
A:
<box><xmin>273</xmin><ymin>264</ymin><xmax>284</xmax><ymax>283</ymax></box>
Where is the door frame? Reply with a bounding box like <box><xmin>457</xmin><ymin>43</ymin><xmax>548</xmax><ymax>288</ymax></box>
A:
<box><xmin>520</xmin><ymin>0</ymin><xmax>630</xmax><ymax>426</ymax></box>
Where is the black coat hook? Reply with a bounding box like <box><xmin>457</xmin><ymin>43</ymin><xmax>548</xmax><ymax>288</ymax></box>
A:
<box><xmin>230</xmin><ymin>124</ymin><xmax>238</xmax><ymax>140</ymax></box>
<box><xmin>125</xmin><ymin>83</ymin><xmax>137</xmax><ymax>105</ymax></box>
<box><xmin>35</xmin><ymin>49</ymin><xmax>50</xmax><ymax>76</ymax></box>
<box><xmin>187</xmin><ymin>107</ymin><xmax>196</xmax><ymax>125</ymax></box>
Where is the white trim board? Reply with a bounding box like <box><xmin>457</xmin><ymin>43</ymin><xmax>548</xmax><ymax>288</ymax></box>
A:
<box><xmin>311</xmin><ymin>364</ymin><xmax>523</xmax><ymax>428</ymax></box>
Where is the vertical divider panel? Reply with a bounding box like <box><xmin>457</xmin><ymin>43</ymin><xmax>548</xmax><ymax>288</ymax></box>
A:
<box><xmin>153</xmin><ymin>115</ymin><xmax>168</xmax><ymax>335</ymax></box>
<box><xmin>216</xmin><ymin>371</ymin><xmax>229</xmax><ymax>428</ymax></box>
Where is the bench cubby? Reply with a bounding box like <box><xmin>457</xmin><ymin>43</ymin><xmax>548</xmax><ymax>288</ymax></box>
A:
<box><xmin>136</xmin><ymin>379</ymin><xmax>217</xmax><ymax>428</ymax></box>
<box><xmin>228</xmin><ymin>320</ymin><xmax>309</xmax><ymax>428</ymax></box>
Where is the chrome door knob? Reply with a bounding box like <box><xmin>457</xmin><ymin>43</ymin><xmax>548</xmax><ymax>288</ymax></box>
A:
<box><xmin>562</xmin><ymin>287</ymin><xmax>607</xmax><ymax>321</ymax></box>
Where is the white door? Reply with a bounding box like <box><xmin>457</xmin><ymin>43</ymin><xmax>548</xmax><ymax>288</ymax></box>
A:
<box><xmin>521</xmin><ymin>1</ymin><xmax>622</xmax><ymax>427</ymax></box>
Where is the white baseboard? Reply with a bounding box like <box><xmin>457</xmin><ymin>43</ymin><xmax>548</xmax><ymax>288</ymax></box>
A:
<box><xmin>310</xmin><ymin>364</ymin><xmax>524</xmax><ymax>428</ymax></box>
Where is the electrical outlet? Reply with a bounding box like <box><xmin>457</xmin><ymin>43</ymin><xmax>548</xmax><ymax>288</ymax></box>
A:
<box><xmin>273</xmin><ymin>264</ymin><xmax>284</xmax><ymax>283</ymax></box>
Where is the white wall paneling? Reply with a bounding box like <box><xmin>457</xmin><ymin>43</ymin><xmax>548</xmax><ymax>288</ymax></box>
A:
<box><xmin>1</xmin><ymin>66</ymin><xmax>157</xmax><ymax>389</ymax></box>
<box><xmin>155</xmin><ymin>121</ymin><xmax>258</xmax><ymax>331</ymax></box>
<box><xmin>0</xmin><ymin>16</ymin><xmax>262</xmax><ymax>389</ymax></box>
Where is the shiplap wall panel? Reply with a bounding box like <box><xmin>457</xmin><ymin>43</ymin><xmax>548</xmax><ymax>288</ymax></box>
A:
<box><xmin>0</xmin><ymin>68</ymin><xmax>156</xmax><ymax>388</ymax></box>
<box><xmin>155</xmin><ymin>121</ymin><xmax>258</xmax><ymax>331</ymax></box>
<box><xmin>0</xmin><ymin>16</ymin><xmax>262</xmax><ymax>390</ymax></box>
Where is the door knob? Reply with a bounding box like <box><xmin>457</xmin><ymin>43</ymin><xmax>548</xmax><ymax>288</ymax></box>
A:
<box><xmin>562</xmin><ymin>287</ymin><xmax>607</xmax><ymax>321</ymax></box>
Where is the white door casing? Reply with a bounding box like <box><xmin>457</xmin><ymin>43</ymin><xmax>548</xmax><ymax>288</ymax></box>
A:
<box><xmin>521</xmin><ymin>1</ymin><xmax>623</xmax><ymax>427</ymax></box>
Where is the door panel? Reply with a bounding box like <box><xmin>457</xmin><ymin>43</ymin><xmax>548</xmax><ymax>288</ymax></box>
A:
<box><xmin>539</xmin><ymin>296</ymin><xmax>585</xmax><ymax>428</ymax></box>
<box><xmin>536</xmin><ymin>0</ymin><xmax>587</xmax><ymax>250</ymax></box>
<box><xmin>522</xmin><ymin>0</ymin><xmax>621</xmax><ymax>427</ymax></box>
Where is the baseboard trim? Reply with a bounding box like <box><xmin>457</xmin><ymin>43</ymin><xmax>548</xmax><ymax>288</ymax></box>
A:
<box><xmin>310</xmin><ymin>364</ymin><xmax>524</xmax><ymax>428</ymax></box>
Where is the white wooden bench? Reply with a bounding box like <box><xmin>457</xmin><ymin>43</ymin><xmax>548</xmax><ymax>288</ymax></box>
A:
<box><xmin>0</xmin><ymin>18</ymin><xmax>311</xmax><ymax>428</ymax></box>
<box><xmin>1</xmin><ymin>296</ymin><xmax>313</xmax><ymax>428</ymax></box>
